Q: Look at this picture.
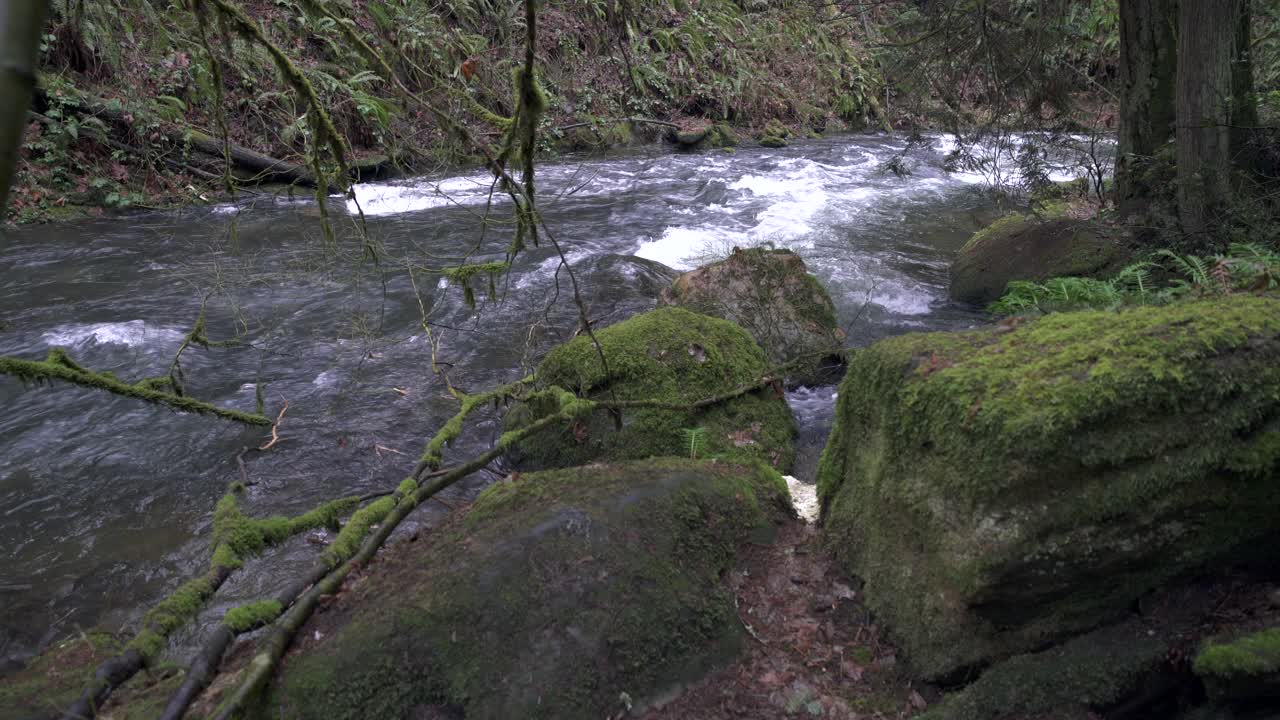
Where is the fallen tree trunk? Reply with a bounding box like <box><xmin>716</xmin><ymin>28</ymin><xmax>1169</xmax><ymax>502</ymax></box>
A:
<box><xmin>182</xmin><ymin>129</ymin><xmax>317</xmax><ymax>187</ymax></box>
<box><xmin>34</xmin><ymin>88</ymin><xmax>321</xmax><ymax>188</ymax></box>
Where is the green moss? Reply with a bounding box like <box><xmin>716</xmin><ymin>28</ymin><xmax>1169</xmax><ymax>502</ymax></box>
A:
<box><xmin>273</xmin><ymin>458</ymin><xmax>791</xmax><ymax>720</ymax></box>
<box><xmin>224</xmin><ymin>599</ymin><xmax>285</xmax><ymax>633</ymax></box>
<box><xmin>0</xmin><ymin>348</ymin><xmax>271</xmax><ymax>425</ymax></box>
<box><xmin>214</xmin><ymin>491</ymin><xmax>359</xmax><ymax>561</ymax></box>
<box><xmin>818</xmin><ymin>296</ymin><xmax>1280</xmax><ymax>678</ymax></box>
<box><xmin>950</xmin><ymin>208</ymin><xmax>1122</xmax><ymax>306</ymax></box>
<box><xmin>420</xmin><ymin>375</ymin><xmax>533</xmax><ymax>469</ymax></box>
<box><xmin>441</xmin><ymin>261</ymin><xmax>511</xmax><ymax>310</ymax></box>
<box><xmin>128</xmin><ymin>573</ymin><xmax>220</xmax><ymax>660</ymax></box>
<box><xmin>922</xmin><ymin>619</ymin><xmax>1168</xmax><ymax>720</ymax></box>
<box><xmin>321</xmin><ymin>495</ymin><xmax>399</xmax><ymax>568</ymax></box>
<box><xmin>1195</xmin><ymin>627</ymin><xmax>1280</xmax><ymax>679</ymax></box>
<box><xmin>509</xmin><ymin>307</ymin><xmax>795</xmax><ymax>471</ymax></box>
<box><xmin>0</xmin><ymin>632</ymin><xmax>122</xmax><ymax>717</ymax></box>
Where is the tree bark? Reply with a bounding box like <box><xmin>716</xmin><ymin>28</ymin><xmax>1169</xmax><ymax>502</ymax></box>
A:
<box><xmin>0</xmin><ymin>1</ymin><xmax>49</xmax><ymax>214</ymax></box>
<box><xmin>1230</xmin><ymin>0</ymin><xmax>1257</xmax><ymax>171</ymax></box>
<box><xmin>1176</xmin><ymin>0</ymin><xmax>1242</xmax><ymax>246</ymax></box>
<box><xmin>1114</xmin><ymin>0</ymin><xmax>1177</xmax><ymax>213</ymax></box>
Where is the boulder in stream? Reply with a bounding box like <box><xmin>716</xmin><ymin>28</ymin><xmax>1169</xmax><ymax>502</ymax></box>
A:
<box><xmin>506</xmin><ymin>306</ymin><xmax>796</xmax><ymax>471</ymax></box>
<box><xmin>817</xmin><ymin>296</ymin><xmax>1280</xmax><ymax>680</ymax></box>
<box><xmin>949</xmin><ymin>205</ymin><xmax>1124</xmax><ymax>306</ymax></box>
<box><xmin>270</xmin><ymin>458</ymin><xmax>792</xmax><ymax>720</ymax></box>
<box><xmin>670</xmin><ymin>123</ymin><xmax>739</xmax><ymax>150</ymax></box>
<box><xmin>659</xmin><ymin>247</ymin><xmax>844</xmax><ymax>386</ymax></box>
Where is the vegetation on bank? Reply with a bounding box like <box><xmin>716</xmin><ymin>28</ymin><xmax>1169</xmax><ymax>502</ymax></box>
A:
<box><xmin>10</xmin><ymin>0</ymin><xmax>887</xmax><ymax>222</ymax></box>
<box><xmin>989</xmin><ymin>243</ymin><xmax>1280</xmax><ymax>315</ymax></box>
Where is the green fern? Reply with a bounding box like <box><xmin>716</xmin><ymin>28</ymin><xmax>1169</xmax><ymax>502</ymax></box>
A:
<box><xmin>682</xmin><ymin>427</ymin><xmax>708</xmax><ymax>460</ymax></box>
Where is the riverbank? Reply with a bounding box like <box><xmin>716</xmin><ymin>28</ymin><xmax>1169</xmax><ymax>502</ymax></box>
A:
<box><xmin>11</xmin><ymin>0</ymin><xmax>895</xmax><ymax>224</ymax></box>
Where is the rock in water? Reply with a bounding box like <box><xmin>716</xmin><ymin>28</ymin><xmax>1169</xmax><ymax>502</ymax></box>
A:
<box><xmin>659</xmin><ymin>247</ymin><xmax>844</xmax><ymax>386</ymax></box>
<box><xmin>817</xmin><ymin>296</ymin><xmax>1280</xmax><ymax>680</ymax></box>
<box><xmin>949</xmin><ymin>207</ymin><xmax>1122</xmax><ymax>306</ymax></box>
<box><xmin>271</xmin><ymin>458</ymin><xmax>792</xmax><ymax>720</ymax></box>
<box><xmin>506</xmin><ymin>307</ymin><xmax>796</xmax><ymax>472</ymax></box>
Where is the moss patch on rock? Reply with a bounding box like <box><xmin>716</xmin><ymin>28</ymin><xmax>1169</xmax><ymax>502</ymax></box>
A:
<box><xmin>758</xmin><ymin>119</ymin><xmax>793</xmax><ymax>148</ymax></box>
<box><xmin>659</xmin><ymin>247</ymin><xmax>844</xmax><ymax>385</ymax></box>
<box><xmin>507</xmin><ymin>307</ymin><xmax>795</xmax><ymax>472</ymax></box>
<box><xmin>949</xmin><ymin>206</ymin><xmax>1125</xmax><ymax>306</ymax></box>
<box><xmin>1194</xmin><ymin>625</ymin><xmax>1280</xmax><ymax>702</ymax></box>
<box><xmin>817</xmin><ymin>296</ymin><xmax>1280</xmax><ymax>679</ymax></box>
<box><xmin>271</xmin><ymin>458</ymin><xmax>792</xmax><ymax>720</ymax></box>
<box><xmin>920</xmin><ymin>618</ymin><xmax>1171</xmax><ymax>720</ymax></box>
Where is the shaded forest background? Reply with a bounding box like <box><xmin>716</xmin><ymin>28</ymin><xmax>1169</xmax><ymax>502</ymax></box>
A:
<box><xmin>10</xmin><ymin>0</ymin><xmax>1232</xmax><ymax>222</ymax></box>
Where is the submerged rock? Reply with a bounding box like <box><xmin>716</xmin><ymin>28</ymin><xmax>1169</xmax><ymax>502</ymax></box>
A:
<box><xmin>949</xmin><ymin>206</ymin><xmax>1123</xmax><ymax>306</ymax></box>
<box><xmin>506</xmin><ymin>306</ymin><xmax>796</xmax><ymax>471</ymax></box>
<box><xmin>659</xmin><ymin>247</ymin><xmax>844</xmax><ymax>386</ymax></box>
<box><xmin>272</xmin><ymin>458</ymin><xmax>792</xmax><ymax>720</ymax></box>
<box><xmin>817</xmin><ymin>296</ymin><xmax>1280</xmax><ymax>680</ymax></box>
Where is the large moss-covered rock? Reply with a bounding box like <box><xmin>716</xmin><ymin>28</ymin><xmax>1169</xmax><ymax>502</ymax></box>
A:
<box><xmin>949</xmin><ymin>208</ymin><xmax>1122</xmax><ymax>306</ymax></box>
<box><xmin>272</xmin><ymin>458</ymin><xmax>792</xmax><ymax>720</ymax></box>
<box><xmin>659</xmin><ymin>247</ymin><xmax>844</xmax><ymax>385</ymax></box>
<box><xmin>507</xmin><ymin>307</ymin><xmax>796</xmax><ymax>471</ymax></box>
<box><xmin>817</xmin><ymin>296</ymin><xmax>1280</xmax><ymax>679</ymax></box>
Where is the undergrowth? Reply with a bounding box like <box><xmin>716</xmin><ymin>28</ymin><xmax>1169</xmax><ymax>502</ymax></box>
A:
<box><xmin>989</xmin><ymin>243</ymin><xmax>1280</xmax><ymax>315</ymax></box>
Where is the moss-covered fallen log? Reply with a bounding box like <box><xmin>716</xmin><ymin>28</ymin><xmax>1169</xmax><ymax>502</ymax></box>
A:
<box><xmin>208</xmin><ymin>410</ymin><xmax>571</xmax><ymax>720</ymax></box>
<box><xmin>63</xmin><ymin>491</ymin><xmax>361</xmax><ymax>718</ymax></box>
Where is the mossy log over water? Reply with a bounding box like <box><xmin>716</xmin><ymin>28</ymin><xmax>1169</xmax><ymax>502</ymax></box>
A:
<box><xmin>270</xmin><ymin>458</ymin><xmax>792</xmax><ymax>720</ymax></box>
<box><xmin>506</xmin><ymin>307</ymin><xmax>796</xmax><ymax>471</ymax></box>
<box><xmin>817</xmin><ymin>295</ymin><xmax>1280</xmax><ymax>680</ymax></box>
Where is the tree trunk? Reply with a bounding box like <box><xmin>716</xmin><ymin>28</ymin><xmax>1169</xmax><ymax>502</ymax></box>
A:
<box><xmin>1114</xmin><ymin>0</ymin><xmax>1177</xmax><ymax>213</ymax></box>
<box><xmin>0</xmin><ymin>2</ymin><xmax>49</xmax><ymax>215</ymax></box>
<box><xmin>1230</xmin><ymin>0</ymin><xmax>1257</xmax><ymax>171</ymax></box>
<box><xmin>1176</xmin><ymin>0</ymin><xmax>1241</xmax><ymax>246</ymax></box>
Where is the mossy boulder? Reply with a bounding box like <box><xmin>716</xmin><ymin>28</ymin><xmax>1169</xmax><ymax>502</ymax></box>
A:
<box><xmin>271</xmin><ymin>458</ymin><xmax>792</xmax><ymax>720</ymax></box>
<box><xmin>556</xmin><ymin>120</ymin><xmax>636</xmax><ymax>151</ymax></box>
<box><xmin>758</xmin><ymin>118</ymin><xmax>792</xmax><ymax>148</ymax></box>
<box><xmin>949</xmin><ymin>208</ymin><xmax>1123</xmax><ymax>306</ymax></box>
<box><xmin>658</xmin><ymin>247</ymin><xmax>844</xmax><ymax>385</ymax></box>
<box><xmin>921</xmin><ymin>619</ymin><xmax>1170</xmax><ymax>720</ymax></box>
<box><xmin>669</xmin><ymin>123</ymin><xmax>739</xmax><ymax>150</ymax></box>
<box><xmin>1194</xmin><ymin>626</ymin><xmax>1280</xmax><ymax>703</ymax></box>
<box><xmin>817</xmin><ymin>296</ymin><xmax>1280</xmax><ymax>680</ymax></box>
<box><xmin>506</xmin><ymin>307</ymin><xmax>796</xmax><ymax>471</ymax></box>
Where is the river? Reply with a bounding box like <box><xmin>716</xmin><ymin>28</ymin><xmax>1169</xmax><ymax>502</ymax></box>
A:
<box><xmin>0</xmin><ymin>133</ymin><xmax>1061</xmax><ymax>669</ymax></box>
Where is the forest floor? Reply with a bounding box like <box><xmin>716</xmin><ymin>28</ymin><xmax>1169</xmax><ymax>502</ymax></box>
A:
<box><xmin>634</xmin><ymin>517</ymin><xmax>932</xmax><ymax>720</ymax></box>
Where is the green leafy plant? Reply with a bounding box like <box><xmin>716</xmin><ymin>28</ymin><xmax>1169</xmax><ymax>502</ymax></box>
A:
<box><xmin>682</xmin><ymin>426</ymin><xmax>708</xmax><ymax>460</ymax></box>
<box><xmin>990</xmin><ymin>244</ymin><xmax>1280</xmax><ymax>316</ymax></box>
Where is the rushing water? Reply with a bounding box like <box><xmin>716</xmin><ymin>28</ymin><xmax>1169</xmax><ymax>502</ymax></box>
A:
<box><xmin>0</xmin><ymin>133</ymin><xmax>1038</xmax><ymax>668</ymax></box>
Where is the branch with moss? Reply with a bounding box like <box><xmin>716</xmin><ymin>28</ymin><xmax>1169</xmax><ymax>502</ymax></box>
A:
<box><xmin>0</xmin><ymin>348</ymin><xmax>270</xmax><ymax>425</ymax></box>
<box><xmin>208</xmin><ymin>406</ymin><xmax>573</xmax><ymax>720</ymax></box>
<box><xmin>440</xmin><ymin>261</ymin><xmax>512</xmax><ymax>310</ymax></box>
<box><xmin>64</xmin><ymin>490</ymin><xmax>361</xmax><ymax>719</ymax></box>
<box><xmin>416</xmin><ymin>373</ymin><xmax>534</xmax><ymax>471</ymax></box>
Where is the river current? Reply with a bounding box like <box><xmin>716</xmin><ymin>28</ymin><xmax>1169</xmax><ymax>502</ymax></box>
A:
<box><xmin>0</xmin><ymin>133</ymin><xmax>1064</xmax><ymax>668</ymax></box>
